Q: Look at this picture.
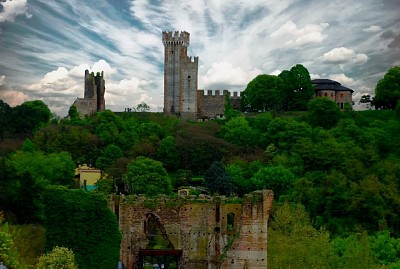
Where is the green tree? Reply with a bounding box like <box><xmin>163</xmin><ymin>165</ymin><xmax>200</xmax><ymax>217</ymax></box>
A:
<box><xmin>373</xmin><ymin>66</ymin><xmax>400</xmax><ymax>109</ymax></box>
<box><xmin>307</xmin><ymin>97</ymin><xmax>341</xmax><ymax>129</ymax></box>
<box><xmin>268</xmin><ymin>203</ymin><xmax>337</xmax><ymax>269</ymax></box>
<box><xmin>0</xmin><ymin>214</ymin><xmax>20</xmax><ymax>268</ymax></box>
<box><xmin>36</xmin><ymin>246</ymin><xmax>78</xmax><ymax>269</ymax></box>
<box><xmin>222</xmin><ymin>116</ymin><xmax>256</xmax><ymax>147</ymax></box>
<box><xmin>42</xmin><ymin>186</ymin><xmax>121</xmax><ymax>269</ymax></box>
<box><xmin>12</xmin><ymin>100</ymin><xmax>51</xmax><ymax>134</ymax></box>
<box><xmin>95</xmin><ymin>144</ymin><xmax>123</xmax><ymax>170</ymax></box>
<box><xmin>156</xmin><ymin>136</ymin><xmax>178</xmax><ymax>171</ymax></box>
<box><xmin>224</xmin><ymin>92</ymin><xmax>240</xmax><ymax>120</ymax></box>
<box><xmin>123</xmin><ymin>156</ymin><xmax>172</xmax><ymax>196</ymax></box>
<box><xmin>0</xmin><ymin>100</ymin><xmax>12</xmax><ymax>141</ymax></box>
<box><xmin>204</xmin><ymin>161</ymin><xmax>233</xmax><ymax>196</ymax></box>
<box><xmin>136</xmin><ymin>102</ymin><xmax>150</xmax><ymax>112</ymax></box>
<box><xmin>279</xmin><ymin>64</ymin><xmax>314</xmax><ymax>111</ymax></box>
<box><xmin>250</xmin><ymin>165</ymin><xmax>295</xmax><ymax>199</ymax></box>
<box><xmin>68</xmin><ymin>105</ymin><xmax>79</xmax><ymax>120</ymax></box>
<box><xmin>241</xmin><ymin>74</ymin><xmax>284</xmax><ymax>112</ymax></box>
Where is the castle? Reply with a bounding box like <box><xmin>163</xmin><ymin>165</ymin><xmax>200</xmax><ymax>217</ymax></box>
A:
<box><xmin>72</xmin><ymin>70</ymin><xmax>105</xmax><ymax>117</ymax></box>
<box><xmin>162</xmin><ymin>31</ymin><xmax>240</xmax><ymax>120</ymax></box>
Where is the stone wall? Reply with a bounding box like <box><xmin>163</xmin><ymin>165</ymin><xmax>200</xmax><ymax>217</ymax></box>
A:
<box><xmin>116</xmin><ymin>190</ymin><xmax>273</xmax><ymax>269</ymax></box>
<box><xmin>197</xmin><ymin>90</ymin><xmax>241</xmax><ymax>120</ymax></box>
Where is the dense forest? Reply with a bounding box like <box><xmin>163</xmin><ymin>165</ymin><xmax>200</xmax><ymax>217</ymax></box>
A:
<box><xmin>1</xmin><ymin>66</ymin><xmax>400</xmax><ymax>268</ymax></box>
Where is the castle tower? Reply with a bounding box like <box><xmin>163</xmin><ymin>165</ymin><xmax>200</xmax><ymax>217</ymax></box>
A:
<box><xmin>162</xmin><ymin>31</ymin><xmax>198</xmax><ymax>118</ymax></box>
<box><xmin>84</xmin><ymin>70</ymin><xmax>105</xmax><ymax>112</ymax></box>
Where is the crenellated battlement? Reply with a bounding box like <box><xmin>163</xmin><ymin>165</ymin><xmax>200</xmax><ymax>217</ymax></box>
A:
<box><xmin>162</xmin><ymin>31</ymin><xmax>190</xmax><ymax>47</ymax></box>
<box><xmin>197</xmin><ymin>89</ymin><xmax>240</xmax><ymax>97</ymax></box>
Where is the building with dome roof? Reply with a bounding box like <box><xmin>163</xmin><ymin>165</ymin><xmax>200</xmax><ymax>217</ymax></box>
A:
<box><xmin>312</xmin><ymin>79</ymin><xmax>354</xmax><ymax>109</ymax></box>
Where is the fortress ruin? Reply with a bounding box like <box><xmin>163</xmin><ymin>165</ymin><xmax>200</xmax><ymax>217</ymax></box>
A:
<box><xmin>115</xmin><ymin>190</ymin><xmax>274</xmax><ymax>269</ymax></box>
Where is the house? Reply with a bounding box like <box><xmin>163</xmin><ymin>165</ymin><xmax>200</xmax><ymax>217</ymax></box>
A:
<box><xmin>312</xmin><ymin>79</ymin><xmax>354</xmax><ymax>109</ymax></box>
<box><xmin>75</xmin><ymin>164</ymin><xmax>101</xmax><ymax>191</ymax></box>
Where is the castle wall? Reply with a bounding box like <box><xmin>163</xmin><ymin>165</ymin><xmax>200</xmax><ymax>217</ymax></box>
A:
<box><xmin>71</xmin><ymin>98</ymin><xmax>97</xmax><ymax>117</ymax></box>
<box><xmin>197</xmin><ymin>90</ymin><xmax>241</xmax><ymax>120</ymax></box>
<box><xmin>117</xmin><ymin>190</ymin><xmax>273</xmax><ymax>269</ymax></box>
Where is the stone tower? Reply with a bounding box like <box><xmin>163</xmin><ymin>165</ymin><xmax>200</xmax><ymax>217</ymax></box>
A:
<box><xmin>162</xmin><ymin>31</ymin><xmax>198</xmax><ymax>118</ymax></box>
<box><xmin>84</xmin><ymin>69</ymin><xmax>105</xmax><ymax>112</ymax></box>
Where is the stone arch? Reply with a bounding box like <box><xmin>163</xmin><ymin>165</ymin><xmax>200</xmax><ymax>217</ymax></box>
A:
<box><xmin>143</xmin><ymin>212</ymin><xmax>175</xmax><ymax>250</ymax></box>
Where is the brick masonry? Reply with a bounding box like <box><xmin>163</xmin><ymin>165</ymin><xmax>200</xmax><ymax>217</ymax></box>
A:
<box><xmin>115</xmin><ymin>190</ymin><xmax>274</xmax><ymax>269</ymax></box>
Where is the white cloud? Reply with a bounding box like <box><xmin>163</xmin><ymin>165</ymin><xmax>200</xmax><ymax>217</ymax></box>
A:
<box><xmin>310</xmin><ymin>74</ymin><xmax>321</xmax><ymax>80</ymax></box>
<box><xmin>0</xmin><ymin>89</ymin><xmax>28</xmax><ymax>107</ymax></box>
<box><xmin>0</xmin><ymin>0</ymin><xmax>30</xmax><ymax>23</ymax></box>
<box><xmin>321</xmin><ymin>47</ymin><xmax>368</xmax><ymax>64</ymax></box>
<box><xmin>269</xmin><ymin>70</ymin><xmax>282</xmax><ymax>76</ymax></box>
<box><xmin>0</xmin><ymin>75</ymin><xmax>5</xmax><ymax>86</ymax></box>
<box><xmin>202</xmin><ymin>62</ymin><xmax>261</xmax><ymax>89</ymax></box>
<box><xmin>42</xmin><ymin>67</ymin><xmax>69</xmax><ymax>84</ymax></box>
<box><xmin>270</xmin><ymin>20</ymin><xmax>328</xmax><ymax>46</ymax></box>
<box><xmin>328</xmin><ymin>73</ymin><xmax>355</xmax><ymax>86</ymax></box>
<box><xmin>363</xmin><ymin>25</ymin><xmax>382</xmax><ymax>33</ymax></box>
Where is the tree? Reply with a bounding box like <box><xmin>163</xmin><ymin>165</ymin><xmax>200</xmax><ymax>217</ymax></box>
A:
<box><xmin>241</xmin><ymin>74</ymin><xmax>284</xmax><ymax>112</ymax></box>
<box><xmin>278</xmin><ymin>64</ymin><xmax>314</xmax><ymax>111</ymax></box>
<box><xmin>268</xmin><ymin>203</ymin><xmax>337</xmax><ymax>269</ymax></box>
<box><xmin>95</xmin><ymin>144</ymin><xmax>123</xmax><ymax>170</ymax></box>
<box><xmin>204</xmin><ymin>161</ymin><xmax>233</xmax><ymax>196</ymax></box>
<box><xmin>122</xmin><ymin>156</ymin><xmax>172</xmax><ymax>196</ymax></box>
<box><xmin>222</xmin><ymin>116</ymin><xmax>256</xmax><ymax>147</ymax></box>
<box><xmin>307</xmin><ymin>97</ymin><xmax>341</xmax><ymax>129</ymax></box>
<box><xmin>42</xmin><ymin>186</ymin><xmax>121</xmax><ymax>269</ymax></box>
<box><xmin>136</xmin><ymin>102</ymin><xmax>150</xmax><ymax>112</ymax></box>
<box><xmin>156</xmin><ymin>136</ymin><xmax>178</xmax><ymax>171</ymax></box>
<box><xmin>12</xmin><ymin>100</ymin><xmax>51</xmax><ymax>134</ymax></box>
<box><xmin>0</xmin><ymin>100</ymin><xmax>12</xmax><ymax>141</ymax></box>
<box><xmin>68</xmin><ymin>105</ymin><xmax>79</xmax><ymax>120</ymax></box>
<box><xmin>36</xmin><ymin>246</ymin><xmax>78</xmax><ymax>269</ymax></box>
<box><xmin>373</xmin><ymin>66</ymin><xmax>400</xmax><ymax>110</ymax></box>
<box><xmin>250</xmin><ymin>165</ymin><xmax>295</xmax><ymax>199</ymax></box>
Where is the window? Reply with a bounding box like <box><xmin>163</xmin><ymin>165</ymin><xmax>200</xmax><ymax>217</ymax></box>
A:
<box><xmin>324</xmin><ymin>93</ymin><xmax>327</xmax><ymax>96</ymax></box>
<box><xmin>227</xmin><ymin>213</ymin><xmax>235</xmax><ymax>232</ymax></box>
<box><xmin>340</xmin><ymin>93</ymin><xmax>343</xmax><ymax>98</ymax></box>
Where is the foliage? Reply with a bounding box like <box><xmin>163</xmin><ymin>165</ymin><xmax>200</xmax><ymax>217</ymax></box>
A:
<box><xmin>278</xmin><ymin>64</ymin><xmax>314</xmax><ymax>111</ymax></box>
<box><xmin>0</xmin><ymin>100</ymin><xmax>12</xmax><ymax>141</ymax></box>
<box><xmin>250</xmin><ymin>165</ymin><xmax>295</xmax><ymax>200</ymax></box>
<box><xmin>0</xmin><ymin>213</ymin><xmax>20</xmax><ymax>269</ymax></box>
<box><xmin>204</xmin><ymin>161</ymin><xmax>233</xmax><ymax>196</ymax></box>
<box><xmin>136</xmin><ymin>102</ymin><xmax>150</xmax><ymax>112</ymax></box>
<box><xmin>373</xmin><ymin>66</ymin><xmax>400</xmax><ymax>109</ymax></box>
<box><xmin>36</xmin><ymin>246</ymin><xmax>78</xmax><ymax>269</ymax></box>
<box><xmin>123</xmin><ymin>156</ymin><xmax>172</xmax><ymax>196</ymax></box>
<box><xmin>241</xmin><ymin>74</ymin><xmax>284</xmax><ymax>112</ymax></box>
<box><xmin>307</xmin><ymin>97</ymin><xmax>341</xmax><ymax>129</ymax></box>
<box><xmin>12</xmin><ymin>100</ymin><xmax>51</xmax><ymax>134</ymax></box>
<box><xmin>156</xmin><ymin>135</ymin><xmax>178</xmax><ymax>171</ymax></box>
<box><xmin>95</xmin><ymin>144</ymin><xmax>123</xmax><ymax>170</ymax></box>
<box><xmin>42</xmin><ymin>186</ymin><xmax>121</xmax><ymax>269</ymax></box>
<box><xmin>222</xmin><ymin>116</ymin><xmax>256</xmax><ymax>147</ymax></box>
<box><xmin>268</xmin><ymin>203</ymin><xmax>337</xmax><ymax>269</ymax></box>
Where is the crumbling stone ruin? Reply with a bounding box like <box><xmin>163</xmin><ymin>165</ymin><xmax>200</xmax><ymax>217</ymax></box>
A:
<box><xmin>163</xmin><ymin>31</ymin><xmax>241</xmax><ymax>120</ymax></box>
<box><xmin>72</xmin><ymin>70</ymin><xmax>105</xmax><ymax>117</ymax></box>
<box><xmin>114</xmin><ymin>190</ymin><xmax>273</xmax><ymax>269</ymax></box>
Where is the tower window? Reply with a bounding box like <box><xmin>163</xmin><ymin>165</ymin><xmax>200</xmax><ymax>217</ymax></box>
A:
<box><xmin>188</xmin><ymin>75</ymin><xmax>191</xmax><ymax>79</ymax></box>
<box><xmin>171</xmin><ymin>50</ymin><xmax>174</xmax><ymax>54</ymax></box>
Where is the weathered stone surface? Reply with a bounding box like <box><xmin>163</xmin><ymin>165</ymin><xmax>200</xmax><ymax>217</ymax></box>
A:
<box><xmin>115</xmin><ymin>190</ymin><xmax>273</xmax><ymax>269</ymax></box>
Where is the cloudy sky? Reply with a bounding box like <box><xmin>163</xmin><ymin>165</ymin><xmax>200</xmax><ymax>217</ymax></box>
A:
<box><xmin>0</xmin><ymin>0</ymin><xmax>399</xmax><ymax>116</ymax></box>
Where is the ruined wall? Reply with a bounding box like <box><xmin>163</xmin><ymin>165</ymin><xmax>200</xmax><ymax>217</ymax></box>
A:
<box><xmin>72</xmin><ymin>70</ymin><xmax>105</xmax><ymax>118</ymax></box>
<box><xmin>118</xmin><ymin>190</ymin><xmax>273</xmax><ymax>269</ymax></box>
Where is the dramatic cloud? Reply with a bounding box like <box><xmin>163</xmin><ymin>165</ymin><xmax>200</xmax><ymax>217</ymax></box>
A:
<box><xmin>0</xmin><ymin>0</ymin><xmax>30</xmax><ymax>23</ymax></box>
<box><xmin>328</xmin><ymin>73</ymin><xmax>356</xmax><ymax>86</ymax></box>
<box><xmin>0</xmin><ymin>87</ymin><xmax>28</xmax><ymax>107</ymax></box>
<box><xmin>0</xmin><ymin>0</ymin><xmax>398</xmax><ymax>115</ymax></box>
<box><xmin>321</xmin><ymin>47</ymin><xmax>368</xmax><ymax>64</ymax></box>
<box><xmin>363</xmin><ymin>25</ymin><xmax>382</xmax><ymax>33</ymax></box>
<box><xmin>202</xmin><ymin>62</ymin><xmax>261</xmax><ymax>89</ymax></box>
<box><xmin>270</xmin><ymin>20</ymin><xmax>328</xmax><ymax>46</ymax></box>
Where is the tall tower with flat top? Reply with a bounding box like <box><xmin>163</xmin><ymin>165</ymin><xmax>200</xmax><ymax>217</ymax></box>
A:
<box><xmin>162</xmin><ymin>31</ymin><xmax>198</xmax><ymax>118</ymax></box>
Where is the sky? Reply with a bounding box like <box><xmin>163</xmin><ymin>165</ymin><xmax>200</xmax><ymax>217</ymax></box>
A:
<box><xmin>0</xmin><ymin>0</ymin><xmax>399</xmax><ymax>116</ymax></box>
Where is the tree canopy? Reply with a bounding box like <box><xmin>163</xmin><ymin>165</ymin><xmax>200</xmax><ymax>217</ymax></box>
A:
<box><xmin>373</xmin><ymin>66</ymin><xmax>400</xmax><ymax>109</ymax></box>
